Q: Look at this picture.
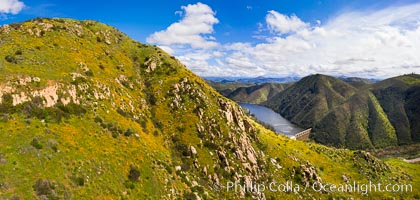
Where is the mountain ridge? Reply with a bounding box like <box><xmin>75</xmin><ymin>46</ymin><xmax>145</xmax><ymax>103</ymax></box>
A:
<box><xmin>264</xmin><ymin>73</ymin><xmax>419</xmax><ymax>149</ymax></box>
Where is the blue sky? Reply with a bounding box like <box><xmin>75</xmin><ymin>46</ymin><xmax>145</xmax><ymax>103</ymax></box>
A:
<box><xmin>1</xmin><ymin>0</ymin><xmax>420</xmax><ymax>78</ymax></box>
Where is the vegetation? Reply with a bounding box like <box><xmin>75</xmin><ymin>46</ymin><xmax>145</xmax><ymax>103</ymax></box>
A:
<box><xmin>264</xmin><ymin>74</ymin><xmax>420</xmax><ymax>150</ymax></box>
<box><xmin>0</xmin><ymin>18</ymin><xmax>418</xmax><ymax>199</ymax></box>
<box><xmin>226</xmin><ymin>82</ymin><xmax>292</xmax><ymax>104</ymax></box>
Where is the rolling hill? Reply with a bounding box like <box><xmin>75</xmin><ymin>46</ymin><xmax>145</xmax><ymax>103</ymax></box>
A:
<box><xmin>226</xmin><ymin>83</ymin><xmax>291</xmax><ymax>104</ymax></box>
<box><xmin>265</xmin><ymin>74</ymin><xmax>419</xmax><ymax>150</ymax></box>
<box><xmin>0</xmin><ymin>18</ymin><xmax>418</xmax><ymax>199</ymax></box>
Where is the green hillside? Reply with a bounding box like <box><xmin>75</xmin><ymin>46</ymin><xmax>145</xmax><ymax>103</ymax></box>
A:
<box><xmin>0</xmin><ymin>18</ymin><xmax>418</xmax><ymax>199</ymax></box>
<box><xmin>265</xmin><ymin>74</ymin><xmax>357</xmax><ymax>128</ymax></box>
<box><xmin>372</xmin><ymin>74</ymin><xmax>420</xmax><ymax>144</ymax></box>
<box><xmin>226</xmin><ymin>83</ymin><xmax>291</xmax><ymax>104</ymax></box>
<box><xmin>206</xmin><ymin>81</ymin><xmax>255</xmax><ymax>96</ymax></box>
<box><xmin>265</xmin><ymin>74</ymin><xmax>419</xmax><ymax>150</ymax></box>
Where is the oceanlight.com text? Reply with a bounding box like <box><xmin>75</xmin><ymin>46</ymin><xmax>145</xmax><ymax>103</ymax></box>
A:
<box><xmin>226</xmin><ymin>181</ymin><xmax>413</xmax><ymax>195</ymax></box>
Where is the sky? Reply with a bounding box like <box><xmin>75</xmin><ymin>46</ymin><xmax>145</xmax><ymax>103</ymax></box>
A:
<box><xmin>1</xmin><ymin>0</ymin><xmax>420</xmax><ymax>78</ymax></box>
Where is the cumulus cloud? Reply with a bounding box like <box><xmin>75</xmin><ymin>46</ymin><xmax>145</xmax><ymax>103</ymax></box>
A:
<box><xmin>0</xmin><ymin>0</ymin><xmax>25</xmax><ymax>15</ymax></box>
<box><xmin>147</xmin><ymin>2</ymin><xmax>219</xmax><ymax>49</ymax></box>
<box><xmin>266</xmin><ymin>11</ymin><xmax>309</xmax><ymax>35</ymax></box>
<box><xmin>238</xmin><ymin>4</ymin><xmax>420</xmax><ymax>78</ymax></box>
<box><xmin>147</xmin><ymin>2</ymin><xmax>420</xmax><ymax>78</ymax></box>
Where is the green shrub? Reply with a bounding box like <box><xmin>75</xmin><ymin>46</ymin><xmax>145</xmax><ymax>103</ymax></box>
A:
<box><xmin>124</xmin><ymin>128</ymin><xmax>135</xmax><ymax>137</ymax></box>
<box><xmin>85</xmin><ymin>70</ymin><xmax>94</xmax><ymax>77</ymax></box>
<box><xmin>124</xmin><ymin>180</ymin><xmax>135</xmax><ymax>189</ymax></box>
<box><xmin>31</xmin><ymin>138</ymin><xmax>43</xmax><ymax>149</ymax></box>
<box><xmin>73</xmin><ymin>176</ymin><xmax>85</xmax><ymax>186</ymax></box>
<box><xmin>5</xmin><ymin>55</ymin><xmax>18</xmax><ymax>64</ymax></box>
<box><xmin>128</xmin><ymin>165</ymin><xmax>140</xmax><ymax>182</ymax></box>
<box><xmin>15</xmin><ymin>50</ymin><xmax>22</xmax><ymax>55</ymax></box>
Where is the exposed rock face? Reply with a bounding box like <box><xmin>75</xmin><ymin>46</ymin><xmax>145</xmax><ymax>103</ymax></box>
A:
<box><xmin>0</xmin><ymin>78</ymin><xmax>80</xmax><ymax>107</ymax></box>
<box><xmin>169</xmin><ymin>77</ymin><xmax>208</xmax><ymax>111</ymax></box>
<box><xmin>0</xmin><ymin>24</ymin><xmax>11</xmax><ymax>34</ymax></box>
<box><xmin>167</xmin><ymin>78</ymin><xmax>268</xmax><ymax>198</ymax></box>
<box><xmin>298</xmin><ymin>161</ymin><xmax>322</xmax><ymax>187</ymax></box>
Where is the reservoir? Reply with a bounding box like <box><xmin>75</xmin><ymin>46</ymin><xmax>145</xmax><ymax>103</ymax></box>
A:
<box><xmin>239</xmin><ymin>103</ymin><xmax>304</xmax><ymax>137</ymax></box>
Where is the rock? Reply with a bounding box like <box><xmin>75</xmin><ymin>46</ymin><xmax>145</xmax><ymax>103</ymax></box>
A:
<box><xmin>342</xmin><ymin>174</ymin><xmax>349</xmax><ymax>183</ymax></box>
<box><xmin>0</xmin><ymin>25</ymin><xmax>11</xmax><ymax>34</ymax></box>
<box><xmin>246</xmin><ymin>149</ymin><xmax>258</xmax><ymax>165</ymax></box>
<box><xmin>270</xmin><ymin>158</ymin><xmax>282</xmax><ymax>169</ymax></box>
<box><xmin>196</xmin><ymin>124</ymin><xmax>205</xmax><ymax>134</ymax></box>
<box><xmin>243</xmin><ymin>119</ymin><xmax>254</xmax><ymax>133</ymax></box>
<box><xmin>212</xmin><ymin>173</ymin><xmax>220</xmax><ymax>185</ymax></box>
<box><xmin>299</xmin><ymin>161</ymin><xmax>321</xmax><ymax>187</ymax></box>
<box><xmin>193</xmin><ymin>192</ymin><xmax>202</xmax><ymax>200</ymax></box>
<box><xmin>217</xmin><ymin>150</ymin><xmax>229</xmax><ymax>167</ymax></box>
<box><xmin>193</xmin><ymin>159</ymin><xmax>200</xmax><ymax>169</ymax></box>
<box><xmin>191</xmin><ymin>181</ymin><xmax>198</xmax><ymax>187</ymax></box>
<box><xmin>190</xmin><ymin>146</ymin><xmax>197</xmax><ymax>156</ymax></box>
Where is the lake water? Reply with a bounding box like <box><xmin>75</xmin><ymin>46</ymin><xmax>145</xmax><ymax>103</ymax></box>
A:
<box><xmin>239</xmin><ymin>103</ymin><xmax>303</xmax><ymax>137</ymax></box>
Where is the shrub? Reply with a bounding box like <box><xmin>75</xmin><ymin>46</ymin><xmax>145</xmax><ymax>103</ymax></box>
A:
<box><xmin>128</xmin><ymin>165</ymin><xmax>140</xmax><ymax>182</ymax></box>
<box><xmin>31</xmin><ymin>138</ymin><xmax>43</xmax><ymax>149</ymax></box>
<box><xmin>153</xmin><ymin>130</ymin><xmax>159</xmax><ymax>136</ymax></box>
<box><xmin>71</xmin><ymin>176</ymin><xmax>85</xmax><ymax>186</ymax></box>
<box><xmin>94</xmin><ymin>116</ymin><xmax>103</xmax><ymax>124</ymax></box>
<box><xmin>124</xmin><ymin>180</ymin><xmax>135</xmax><ymax>189</ymax></box>
<box><xmin>85</xmin><ymin>70</ymin><xmax>94</xmax><ymax>77</ymax></box>
<box><xmin>33</xmin><ymin>179</ymin><xmax>55</xmax><ymax>197</ymax></box>
<box><xmin>124</xmin><ymin>128</ymin><xmax>135</xmax><ymax>137</ymax></box>
<box><xmin>175</xmin><ymin>144</ymin><xmax>191</xmax><ymax>157</ymax></box>
<box><xmin>5</xmin><ymin>55</ymin><xmax>18</xmax><ymax>64</ymax></box>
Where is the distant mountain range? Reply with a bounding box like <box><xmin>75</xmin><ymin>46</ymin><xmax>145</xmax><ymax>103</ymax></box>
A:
<box><xmin>205</xmin><ymin>75</ymin><xmax>380</xmax><ymax>85</ymax></box>
<box><xmin>204</xmin><ymin>76</ymin><xmax>301</xmax><ymax>84</ymax></box>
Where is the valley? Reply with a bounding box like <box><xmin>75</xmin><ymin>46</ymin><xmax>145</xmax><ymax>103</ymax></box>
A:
<box><xmin>209</xmin><ymin>74</ymin><xmax>420</xmax><ymax>150</ymax></box>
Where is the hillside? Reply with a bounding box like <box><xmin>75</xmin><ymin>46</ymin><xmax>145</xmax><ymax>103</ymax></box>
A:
<box><xmin>265</xmin><ymin>74</ymin><xmax>357</xmax><ymax>128</ymax></box>
<box><xmin>226</xmin><ymin>83</ymin><xmax>291</xmax><ymax>104</ymax></box>
<box><xmin>340</xmin><ymin>77</ymin><xmax>376</xmax><ymax>89</ymax></box>
<box><xmin>372</xmin><ymin>74</ymin><xmax>420</xmax><ymax>144</ymax></box>
<box><xmin>0</xmin><ymin>18</ymin><xmax>418</xmax><ymax>199</ymax></box>
<box><xmin>205</xmin><ymin>80</ymin><xmax>255</xmax><ymax>96</ymax></box>
<box><xmin>265</xmin><ymin>74</ymin><xmax>419</xmax><ymax>149</ymax></box>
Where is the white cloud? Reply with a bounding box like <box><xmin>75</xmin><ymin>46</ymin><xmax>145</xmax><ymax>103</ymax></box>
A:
<box><xmin>266</xmin><ymin>11</ymin><xmax>308</xmax><ymax>35</ymax></box>
<box><xmin>158</xmin><ymin>45</ymin><xmax>175</xmax><ymax>55</ymax></box>
<box><xmin>0</xmin><ymin>0</ymin><xmax>25</xmax><ymax>15</ymax></box>
<box><xmin>147</xmin><ymin>2</ymin><xmax>420</xmax><ymax>79</ymax></box>
<box><xmin>147</xmin><ymin>2</ymin><xmax>219</xmax><ymax>49</ymax></box>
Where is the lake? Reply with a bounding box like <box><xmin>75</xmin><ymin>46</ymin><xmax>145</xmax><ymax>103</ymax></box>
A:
<box><xmin>239</xmin><ymin>103</ymin><xmax>303</xmax><ymax>137</ymax></box>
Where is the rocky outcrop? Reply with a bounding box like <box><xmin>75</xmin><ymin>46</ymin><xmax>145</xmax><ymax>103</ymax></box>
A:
<box><xmin>297</xmin><ymin>161</ymin><xmax>322</xmax><ymax>187</ymax></box>
<box><xmin>169</xmin><ymin>77</ymin><xmax>207</xmax><ymax>111</ymax></box>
